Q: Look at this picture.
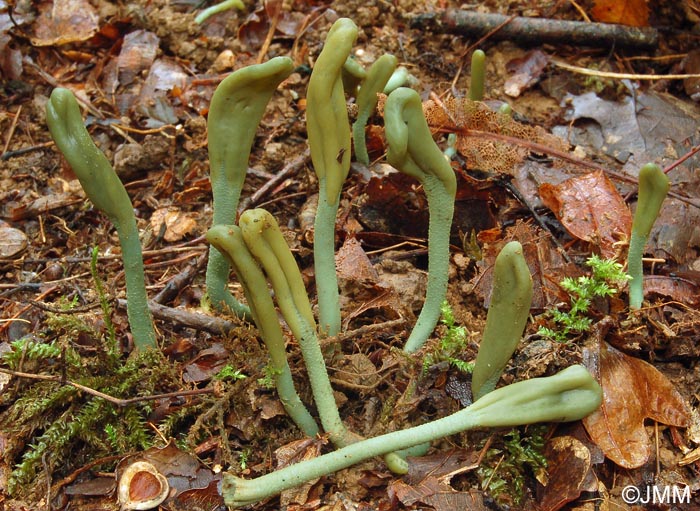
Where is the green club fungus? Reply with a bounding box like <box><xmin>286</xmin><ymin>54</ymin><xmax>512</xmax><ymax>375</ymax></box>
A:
<box><xmin>353</xmin><ymin>54</ymin><xmax>398</xmax><ymax>165</ymax></box>
<box><xmin>206</xmin><ymin>225</ymin><xmax>319</xmax><ymax>437</ymax></box>
<box><xmin>238</xmin><ymin>209</ymin><xmax>350</xmax><ymax>446</ymax></box>
<box><xmin>628</xmin><ymin>163</ymin><xmax>669</xmax><ymax>309</ymax></box>
<box><xmin>46</xmin><ymin>88</ymin><xmax>157</xmax><ymax>351</ymax></box>
<box><xmin>471</xmin><ymin>241</ymin><xmax>533</xmax><ymax>400</ymax></box>
<box><xmin>222</xmin><ymin>365</ymin><xmax>602</xmax><ymax>508</ymax></box>
<box><xmin>194</xmin><ymin>0</ymin><xmax>245</xmax><ymax>24</ymax></box>
<box><xmin>306</xmin><ymin>18</ymin><xmax>358</xmax><ymax>336</ymax></box>
<box><xmin>238</xmin><ymin>208</ymin><xmax>409</xmax><ymax>473</ymax></box>
<box><xmin>205</xmin><ymin>56</ymin><xmax>293</xmax><ymax>318</ymax></box>
<box><xmin>469</xmin><ymin>49</ymin><xmax>486</xmax><ymax>101</ymax></box>
<box><xmin>384</xmin><ymin>87</ymin><xmax>457</xmax><ymax>353</ymax></box>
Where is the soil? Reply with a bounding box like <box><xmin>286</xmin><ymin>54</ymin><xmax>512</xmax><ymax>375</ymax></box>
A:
<box><xmin>1</xmin><ymin>0</ymin><xmax>700</xmax><ymax>510</ymax></box>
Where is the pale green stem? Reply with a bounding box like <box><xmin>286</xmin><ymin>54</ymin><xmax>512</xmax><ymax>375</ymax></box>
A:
<box><xmin>628</xmin><ymin>163</ymin><xmax>669</xmax><ymax>309</ymax></box>
<box><xmin>194</xmin><ymin>0</ymin><xmax>245</xmax><ymax>24</ymax></box>
<box><xmin>238</xmin><ymin>209</ymin><xmax>407</xmax><ymax>473</ymax></box>
<box><xmin>353</xmin><ymin>54</ymin><xmax>398</xmax><ymax>165</ymax></box>
<box><xmin>471</xmin><ymin>241</ymin><xmax>533</xmax><ymax>400</ymax></box>
<box><xmin>314</xmin><ymin>181</ymin><xmax>342</xmax><ymax>336</ymax></box>
<box><xmin>46</xmin><ymin>88</ymin><xmax>157</xmax><ymax>351</ymax></box>
<box><xmin>469</xmin><ymin>49</ymin><xmax>486</xmax><ymax>101</ymax></box>
<box><xmin>206</xmin><ymin>225</ymin><xmax>319</xmax><ymax>437</ymax></box>
<box><xmin>205</xmin><ymin>56</ymin><xmax>293</xmax><ymax>318</ymax></box>
<box><xmin>307</xmin><ymin>18</ymin><xmax>358</xmax><ymax>337</ymax></box>
<box><xmin>223</xmin><ymin>365</ymin><xmax>602</xmax><ymax>507</ymax></box>
<box><xmin>341</xmin><ymin>56</ymin><xmax>366</xmax><ymax>95</ymax></box>
<box><xmin>384</xmin><ymin>88</ymin><xmax>457</xmax><ymax>353</ymax></box>
<box><xmin>239</xmin><ymin>210</ymin><xmax>346</xmax><ymax>443</ymax></box>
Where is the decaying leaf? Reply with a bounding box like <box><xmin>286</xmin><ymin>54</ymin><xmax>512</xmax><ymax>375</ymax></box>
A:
<box><xmin>0</xmin><ymin>221</ymin><xmax>27</xmax><ymax>258</ymax></box>
<box><xmin>504</xmin><ymin>50</ymin><xmax>550</xmax><ymax>98</ymax></box>
<box><xmin>30</xmin><ymin>0</ymin><xmax>99</xmax><ymax>46</ymax></box>
<box><xmin>150</xmin><ymin>207</ymin><xmax>197</xmax><ymax>242</ymax></box>
<box><xmin>583</xmin><ymin>340</ymin><xmax>691</xmax><ymax>468</ymax></box>
<box><xmin>539</xmin><ymin>170</ymin><xmax>631</xmax><ymax>259</ymax></box>
<box><xmin>590</xmin><ymin>0</ymin><xmax>650</xmax><ymax>27</ymax></box>
<box><xmin>276</xmin><ymin>437</ymin><xmax>325</xmax><ymax>507</ymax></box>
<box><xmin>538</xmin><ymin>436</ymin><xmax>594</xmax><ymax>511</ymax></box>
<box><xmin>389</xmin><ymin>449</ymin><xmax>486</xmax><ymax>511</ymax></box>
<box><xmin>182</xmin><ymin>343</ymin><xmax>229</xmax><ymax>383</ymax></box>
<box><xmin>422</xmin><ymin>97</ymin><xmax>569</xmax><ymax>175</ymax></box>
<box><xmin>643</xmin><ymin>274</ymin><xmax>700</xmax><ymax>307</ymax></box>
<box><xmin>336</xmin><ymin>236</ymin><xmax>404</xmax><ymax>323</ymax></box>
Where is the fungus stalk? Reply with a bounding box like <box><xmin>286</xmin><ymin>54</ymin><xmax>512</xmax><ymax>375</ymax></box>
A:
<box><xmin>222</xmin><ymin>365</ymin><xmax>602</xmax><ymax>508</ymax></box>
<box><xmin>306</xmin><ymin>18</ymin><xmax>358</xmax><ymax>336</ymax></box>
<box><xmin>194</xmin><ymin>0</ymin><xmax>245</xmax><ymax>24</ymax></box>
<box><xmin>46</xmin><ymin>88</ymin><xmax>157</xmax><ymax>351</ymax></box>
<box><xmin>206</xmin><ymin>225</ymin><xmax>319</xmax><ymax>437</ymax></box>
<box><xmin>384</xmin><ymin>88</ymin><xmax>457</xmax><ymax>353</ymax></box>
<box><xmin>471</xmin><ymin>241</ymin><xmax>533</xmax><ymax>400</ymax></box>
<box><xmin>238</xmin><ymin>209</ymin><xmax>409</xmax><ymax>473</ymax></box>
<box><xmin>353</xmin><ymin>54</ymin><xmax>398</xmax><ymax>165</ymax></box>
<box><xmin>628</xmin><ymin>163</ymin><xmax>669</xmax><ymax>310</ymax></box>
<box><xmin>469</xmin><ymin>49</ymin><xmax>486</xmax><ymax>101</ymax></box>
<box><xmin>238</xmin><ymin>209</ymin><xmax>351</xmax><ymax>446</ymax></box>
<box><xmin>205</xmin><ymin>56</ymin><xmax>293</xmax><ymax>318</ymax></box>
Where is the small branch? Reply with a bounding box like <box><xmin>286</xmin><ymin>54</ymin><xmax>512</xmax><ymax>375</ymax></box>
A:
<box><xmin>152</xmin><ymin>253</ymin><xmax>207</xmax><ymax>305</ymax></box>
<box><xmin>117</xmin><ymin>299</ymin><xmax>241</xmax><ymax>335</ymax></box>
<box><xmin>551</xmin><ymin>58</ymin><xmax>700</xmax><ymax>80</ymax></box>
<box><xmin>411</xmin><ymin>10</ymin><xmax>659</xmax><ymax>49</ymax></box>
<box><xmin>0</xmin><ymin>367</ymin><xmax>214</xmax><ymax>406</ymax></box>
<box><xmin>238</xmin><ymin>148</ymin><xmax>311</xmax><ymax>215</ymax></box>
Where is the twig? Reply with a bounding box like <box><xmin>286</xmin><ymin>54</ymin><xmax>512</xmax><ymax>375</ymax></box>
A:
<box><xmin>0</xmin><ymin>141</ymin><xmax>54</xmax><ymax>161</ymax></box>
<box><xmin>411</xmin><ymin>10</ymin><xmax>659</xmax><ymax>49</ymax></box>
<box><xmin>663</xmin><ymin>143</ymin><xmax>700</xmax><ymax>175</ymax></box>
<box><xmin>152</xmin><ymin>253</ymin><xmax>208</xmax><ymax>304</ymax></box>
<box><xmin>238</xmin><ymin>147</ymin><xmax>311</xmax><ymax>212</ymax></box>
<box><xmin>25</xmin><ymin>299</ymin><xmax>102</xmax><ymax>314</ymax></box>
<box><xmin>117</xmin><ymin>299</ymin><xmax>241</xmax><ymax>335</ymax></box>
<box><xmin>2</xmin><ymin>104</ymin><xmax>22</xmax><ymax>155</ymax></box>
<box><xmin>0</xmin><ymin>366</ymin><xmax>214</xmax><ymax>406</ymax></box>
<box><xmin>551</xmin><ymin>58</ymin><xmax>700</xmax><ymax>80</ymax></box>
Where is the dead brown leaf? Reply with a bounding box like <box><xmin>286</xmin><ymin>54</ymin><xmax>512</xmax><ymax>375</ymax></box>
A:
<box><xmin>276</xmin><ymin>437</ymin><xmax>325</xmax><ymax>507</ymax></box>
<box><xmin>538</xmin><ymin>436</ymin><xmax>593</xmax><ymax>511</ymax></box>
<box><xmin>583</xmin><ymin>341</ymin><xmax>691</xmax><ymax>468</ymax></box>
<box><xmin>504</xmin><ymin>50</ymin><xmax>550</xmax><ymax>98</ymax></box>
<box><xmin>423</xmin><ymin>98</ymin><xmax>569</xmax><ymax>176</ymax></box>
<box><xmin>539</xmin><ymin>171</ymin><xmax>631</xmax><ymax>259</ymax></box>
<box><xmin>150</xmin><ymin>207</ymin><xmax>197</xmax><ymax>242</ymax></box>
<box><xmin>30</xmin><ymin>0</ymin><xmax>99</xmax><ymax>46</ymax></box>
<box><xmin>389</xmin><ymin>449</ymin><xmax>486</xmax><ymax>510</ymax></box>
<box><xmin>0</xmin><ymin>220</ymin><xmax>27</xmax><ymax>258</ymax></box>
<box><xmin>590</xmin><ymin>0</ymin><xmax>650</xmax><ymax>27</ymax></box>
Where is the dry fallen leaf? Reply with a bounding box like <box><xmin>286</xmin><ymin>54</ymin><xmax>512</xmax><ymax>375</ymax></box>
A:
<box><xmin>30</xmin><ymin>0</ymin><xmax>99</xmax><ymax>46</ymax></box>
<box><xmin>590</xmin><ymin>0</ymin><xmax>650</xmax><ymax>27</ymax></box>
<box><xmin>150</xmin><ymin>207</ymin><xmax>197</xmax><ymax>242</ymax></box>
<box><xmin>583</xmin><ymin>340</ymin><xmax>691</xmax><ymax>468</ymax></box>
<box><xmin>389</xmin><ymin>449</ymin><xmax>486</xmax><ymax>511</ymax></box>
<box><xmin>0</xmin><ymin>221</ymin><xmax>27</xmax><ymax>258</ymax></box>
<box><xmin>538</xmin><ymin>436</ymin><xmax>593</xmax><ymax>511</ymax></box>
<box><xmin>539</xmin><ymin>171</ymin><xmax>631</xmax><ymax>259</ymax></box>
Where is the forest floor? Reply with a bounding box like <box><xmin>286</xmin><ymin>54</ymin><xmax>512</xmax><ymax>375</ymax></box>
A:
<box><xmin>1</xmin><ymin>0</ymin><xmax>700</xmax><ymax>510</ymax></box>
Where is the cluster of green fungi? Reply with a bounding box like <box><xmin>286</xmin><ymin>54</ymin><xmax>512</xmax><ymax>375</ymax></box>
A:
<box><xmin>53</xmin><ymin>16</ymin><xmax>697</xmax><ymax>508</ymax></box>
